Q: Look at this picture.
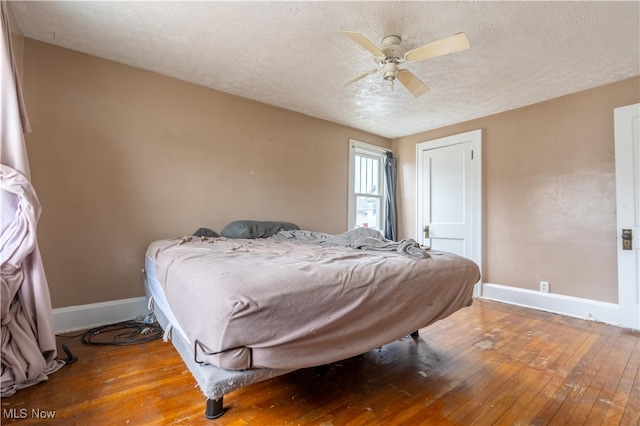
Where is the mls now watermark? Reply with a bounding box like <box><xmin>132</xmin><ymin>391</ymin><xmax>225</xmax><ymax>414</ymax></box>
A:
<box><xmin>3</xmin><ymin>408</ymin><xmax>57</xmax><ymax>419</ymax></box>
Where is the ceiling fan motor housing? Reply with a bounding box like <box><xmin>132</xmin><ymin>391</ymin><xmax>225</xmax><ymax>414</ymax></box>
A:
<box><xmin>380</xmin><ymin>35</ymin><xmax>407</xmax><ymax>60</ymax></box>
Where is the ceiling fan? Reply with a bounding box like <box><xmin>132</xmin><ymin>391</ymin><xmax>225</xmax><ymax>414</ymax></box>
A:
<box><xmin>339</xmin><ymin>31</ymin><xmax>470</xmax><ymax>97</ymax></box>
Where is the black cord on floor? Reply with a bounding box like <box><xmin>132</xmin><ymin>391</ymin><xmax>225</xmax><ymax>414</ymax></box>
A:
<box><xmin>54</xmin><ymin>318</ymin><xmax>162</xmax><ymax>366</ymax></box>
<box><xmin>61</xmin><ymin>344</ymin><xmax>78</xmax><ymax>364</ymax></box>
<box><xmin>81</xmin><ymin>320</ymin><xmax>163</xmax><ymax>346</ymax></box>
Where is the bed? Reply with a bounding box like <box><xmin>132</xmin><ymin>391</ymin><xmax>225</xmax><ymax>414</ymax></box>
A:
<box><xmin>143</xmin><ymin>222</ymin><xmax>481</xmax><ymax>419</ymax></box>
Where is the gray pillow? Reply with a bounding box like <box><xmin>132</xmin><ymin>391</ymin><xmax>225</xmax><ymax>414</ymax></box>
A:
<box><xmin>192</xmin><ymin>228</ymin><xmax>219</xmax><ymax>238</ymax></box>
<box><xmin>220</xmin><ymin>220</ymin><xmax>300</xmax><ymax>239</ymax></box>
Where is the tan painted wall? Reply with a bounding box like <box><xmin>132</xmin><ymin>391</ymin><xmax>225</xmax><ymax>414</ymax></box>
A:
<box><xmin>18</xmin><ymin>35</ymin><xmax>640</xmax><ymax>308</ymax></box>
<box><xmin>21</xmin><ymin>39</ymin><xmax>391</xmax><ymax>308</ymax></box>
<box><xmin>394</xmin><ymin>76</ymin><xmax>640</xmax><ymax>304</ymax></box>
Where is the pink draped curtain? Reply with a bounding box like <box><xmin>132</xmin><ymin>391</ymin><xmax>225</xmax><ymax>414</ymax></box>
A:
<box><xmin>1</xmin><ymin>0</ymin><xmax>64</xmax><ymax>397</ymax></box>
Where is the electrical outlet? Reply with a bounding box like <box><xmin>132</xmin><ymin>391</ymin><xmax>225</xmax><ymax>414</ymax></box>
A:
<box><xmin>540</xmin><ymin>281</ymin><xmax>549</xmax><ymax>293</ymax></box>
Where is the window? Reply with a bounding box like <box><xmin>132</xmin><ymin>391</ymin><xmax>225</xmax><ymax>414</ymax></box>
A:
<box><xmin>348</xmin><ymin>140</ymin><xmax>389</xmax><ymax>233</ymax></box>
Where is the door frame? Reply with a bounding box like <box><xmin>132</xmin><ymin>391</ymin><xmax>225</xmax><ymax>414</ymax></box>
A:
<box><xmin>416</xmin><ymin>129</ymin><xmax>483</xmax><ymax>294</ymax></box>
<box><xmin>614</xmin><ymin>103</ymin><xmax>640</xmax><ymax>330</ymax></box>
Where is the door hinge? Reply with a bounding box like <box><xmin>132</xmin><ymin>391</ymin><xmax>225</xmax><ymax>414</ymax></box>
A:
<box><xmin>471</xmin><ymin>150</ymin><xmax>474</xmax><ymax>160</ymax></box>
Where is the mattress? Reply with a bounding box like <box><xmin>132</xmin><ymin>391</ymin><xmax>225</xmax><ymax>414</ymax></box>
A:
<box><xmin>146</xmin><ymin>232</ymin><xmax>480</xmax><ymax>372</ymax></box>
<box><xmin>144</xmin><ymin>254</ymin><xmax>189</xmax><ymax>344</ymax></box>
<box><xmin>143</xmin><ymin>272</ymin><xmax>294</xmax><ymax>403</ymax></box>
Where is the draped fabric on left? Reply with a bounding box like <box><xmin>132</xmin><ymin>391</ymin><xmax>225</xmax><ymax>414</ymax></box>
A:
<box><xmin>0</xmin><ymin>1</ymin><xmax>64</xmax><ymax>397</ymax></box>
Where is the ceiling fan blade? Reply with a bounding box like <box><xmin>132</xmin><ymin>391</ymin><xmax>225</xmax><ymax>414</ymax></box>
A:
<box><xmin>337</xmin><ymin>69</ymin><xmax>378</xmax><ymax>89</ymax></box>
<box><xmin>397</xmin><ymin>69</ymin><xmax>430</xmax><ymax>97</ymax></box>
<box><xmin>343</xmin><ymin>31</ymin><xmax>386</xmax><ymax>58</ymax></box>
<box><xmin>404</xmin><ymin>32</ymin><xmax>470</xmax><ymax>62</ymax></box>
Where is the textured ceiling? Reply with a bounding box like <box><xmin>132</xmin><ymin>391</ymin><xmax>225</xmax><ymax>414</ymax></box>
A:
<box><xmin>10</xmin><ymin>1</ymin><xmax>640</xmax><ymax>139</ymax></box>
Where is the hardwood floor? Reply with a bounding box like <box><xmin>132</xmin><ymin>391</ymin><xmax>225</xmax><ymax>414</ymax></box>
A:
<box><xmin>2</xmin><ymin>299</ymin><xmax>638</xmax><ymax>425</ymax></box>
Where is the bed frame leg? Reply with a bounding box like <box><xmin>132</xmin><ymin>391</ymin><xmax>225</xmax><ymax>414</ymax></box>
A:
<box><xmin>205</xmin><ymin>397</ymin><xmax>224</xmax><ymax>419</ymax></box>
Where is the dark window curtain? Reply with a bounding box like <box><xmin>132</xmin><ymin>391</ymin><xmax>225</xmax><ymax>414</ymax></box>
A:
<box><xmin>383</xmin><ymin>151</ymin><xmax>397</xmax><ymax>241</ymax></box>
<box><xmin>1</xmin><ymin>0</ymin><xmax>65</xmax><ymax>397</ymax></box>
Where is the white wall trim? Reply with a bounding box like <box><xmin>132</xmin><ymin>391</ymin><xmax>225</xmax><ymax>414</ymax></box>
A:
<box><xmin>481</xmin><ymin>283</ymin><xmax>620</xmax><ymax>327</ymax></box>
<box><xmin>52</xmin><ymin>296</ymin><xmax>150</xmax><ymax>333</ymax></box>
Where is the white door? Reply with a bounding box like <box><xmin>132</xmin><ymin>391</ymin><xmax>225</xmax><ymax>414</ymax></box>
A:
<box><xmin>614</xmin><ymin>103</ymin><xmax>640</xmax><ymax>330</ymax></box>
<box><xmin>417</xmin><ymin>130</ymin><xmax>482</xmax><ymax>292</ymax></box>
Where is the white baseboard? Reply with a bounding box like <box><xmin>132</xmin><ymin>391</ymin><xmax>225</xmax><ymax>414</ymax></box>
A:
<box><xmin>52</xmin><ymin>296</ymin><xmax>150</xmax><ymax>333</ymax></box>
<box><xmin>473</xmin><ymin>282</ymin><xmax>482</xmax><ymax>298</ymax></box>
<box><xmin>481</xmin><ymin>283</ymin><xmax>620</xmax><ymax>326</ymax></box>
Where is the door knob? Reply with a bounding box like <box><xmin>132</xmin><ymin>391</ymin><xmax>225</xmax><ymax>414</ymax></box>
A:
<box><xmin>621</xmin><ymin>229</ymin><xmax>632</xmax><ymax>250</ymax></box>
<box><xmin>423</xmin><ymin>225</ymin><xmax>430</xmax><ymax>238</ymax></box>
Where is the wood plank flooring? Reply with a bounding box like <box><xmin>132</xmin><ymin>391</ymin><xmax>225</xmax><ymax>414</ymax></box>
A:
<box><xmin>2</xmin><ymin>299</ymin><xmax>638</xmax><ymax>425</ymax></box>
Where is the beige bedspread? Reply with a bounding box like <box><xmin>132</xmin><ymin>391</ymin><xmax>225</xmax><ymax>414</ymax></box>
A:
<box><xmin>147</xmin><ymin>234</ymin><xmax>480</xmax><ymax>371</ymax></box>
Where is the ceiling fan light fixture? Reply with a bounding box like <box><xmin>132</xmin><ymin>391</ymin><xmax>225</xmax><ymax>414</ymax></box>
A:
<box><xmin>386</xmin><ymin>79</ymin><xmax>395</xmax><ymax>92</ymax></box>
<box><xmin>382</xmin><ymin>60</ymin><xmax>398</xmax><ymax>81</ymax></box>
<box><xmin>382</xmin><ymin>60</ymin><xmax>398</xmax><ymax>92</ymax></box>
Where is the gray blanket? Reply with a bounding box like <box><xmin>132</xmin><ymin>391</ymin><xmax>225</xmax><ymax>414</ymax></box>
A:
<box><xmin>276</xmin><ymin>228</ymin><xmax>430</xmax><ymax>258</ymax></box>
